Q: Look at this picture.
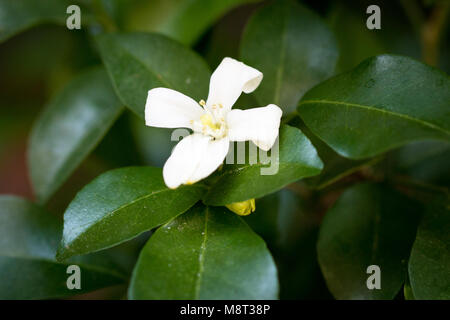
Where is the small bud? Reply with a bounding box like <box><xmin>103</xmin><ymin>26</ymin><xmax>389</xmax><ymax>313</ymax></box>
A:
<box><xmin>225</xmin><ymin>199</ymin><xmax>255</xmax><ymax>216</ymax></box>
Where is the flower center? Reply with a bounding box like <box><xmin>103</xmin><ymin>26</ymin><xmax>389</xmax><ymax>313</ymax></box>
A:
<box><xmin>192</xmin><ymin>100</ymin><xmax>227</xmax><ymax>139</ymax></box>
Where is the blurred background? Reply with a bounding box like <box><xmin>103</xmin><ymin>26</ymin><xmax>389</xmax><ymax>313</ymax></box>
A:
<box><xmin>0</xmin><ymin>0</ymin><xmax>448</xmax><ymax>299</ymax></box>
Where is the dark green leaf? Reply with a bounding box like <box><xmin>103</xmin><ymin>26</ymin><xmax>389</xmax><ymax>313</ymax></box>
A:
<box><xmin>125</xmin><ymin>0</ymin><xmax>260</xmax><ymax>46</ymax></box>
<box><xmin>0</xmin><ymin>0</ymin><xmax>91</xmax><ymax>43</ymax></box>
<box><xmin>298</xmin><ymin>55</ymin><xmax>450</xmax><ymax>159</ymax></box>
<box><xmin>28</xmin><ymin>68</ymin><xmax>123</xmax><ymax>204</ymax></box>
<box><xmin>0</xmin><ymin>195</ymin><xmax>126</xmax><ymax>299</ymax></box>
<box><xmin>246</xmin><ymin>189</ymin><xmax>328</xmax><ymax>299</ymax></box>
<box><xmin>240</xmin><ymin>0</ymin><xmax>338</xmax><ymax>112</ymax></box>
<box><xmin>409</xmin><ymin>202</ymin><xmax>450</xmax><ymax>299</ymax></box>
<box><xmin>328</xmin><ymin>2</ymin><xmax>386</xmax><ymax>73</ymax></box>
<box><xmin>317</xmin><ymin>183</ymin><xmax>421</xmax><ymax>299</ymax></box>
<box><xmin>96</xmin><ymin>32</ymin><xmax>211</xmax><ymax>117</ymax></box>
<box><xmin>393</xmin><ymin>140</ymin><xmax>450</xmax><ymax>187</ymax></box>
<box><xmin>56</xmin><ymin>166</ymin><xmax>204</xmax><ymax>261</ymax></box>
<box><xmin>203</xmin><ymin>125</ymin><xmax>323</xmax><ymax>205</ymax></box>
<box><xmin>129</xmin><ymin>204</ymin><xmax>278</xmax><ymax>299</ymax></box>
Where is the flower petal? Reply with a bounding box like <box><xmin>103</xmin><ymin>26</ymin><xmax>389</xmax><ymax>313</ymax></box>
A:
<box><xmin>227</xmin><ymin>104</ymin><xmax>283</xmax><ymax>151</ymax></box>
<box><xmin>206</xmin><ymin>57</ymin><xmax>263</xmax><ymax>110</ymax></box>
<box><xmin>145</xmin><ymin>87</ymin><xmax>204</xmax><ymax>129</ymax></box>
<box><xmin>163</xmin><ymin>134</ymin><xmax>229</xmax><ymax>189</ymax></box>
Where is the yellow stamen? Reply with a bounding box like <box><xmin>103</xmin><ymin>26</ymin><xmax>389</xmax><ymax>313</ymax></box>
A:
<box><xmin>200</xmin><ymin>113</ymin><xmax>220</xmax><ymax>130</ymax></box>
<box><xmin>199</xmin><ymin>99</ymin><xmax>206</xmax><ymax>107</ymax></box>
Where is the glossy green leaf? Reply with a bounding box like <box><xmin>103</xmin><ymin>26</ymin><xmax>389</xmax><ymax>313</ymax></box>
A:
<box><xmin>317</xmin><ymin>183</ymin><xmax>421</xmax><ymax>299</ymax></box>
<box><xmin>129</xmin><ymin>204</ymin><xmax>278</xmax><ymax>299</ymax></box>
<box><xmin>56</xmin><ymin>166</ymin><xmax>204</xmax><ymax>261</ymax></box>
<box><xmin>125</xmin><ymin>0</ymin><xmax>260</xmax><ymax>45</ymax></box>
<box><xmin>240</xmin><ymin>0</ymin><xmax>338</xmax><ymax>112</ymax></box>
<box><xmin>28</xmin><ymin>68</ymin><xmax>123</xmax><ymax>204</ymax></box>
<box><xmin>203</xmin><ymin>125</ymin><xmax>323</xmax><ymax>205</ymax></box>
<box><xmin>409</xmin><ymin>202</ymin><xmax>450</xmax><ymax>299</ymax></box>
<box><xmin>96</xmin><ymin>32</ymin><xmax>211</xmax><ymax>117</ymax></box>
<box><xmin>0</xmin><ymin>195</ymin><xmax>126</xmax><ymax>299</ymax></box>
<box><xmin>0</xmin><ymin>0</ymin><xmax>91</xmax><ymax>43</ymax></box>
<box><xmin>298</xmin><ymin>55</ymin><xmax>450</xmax><ymax>159</ymax></box>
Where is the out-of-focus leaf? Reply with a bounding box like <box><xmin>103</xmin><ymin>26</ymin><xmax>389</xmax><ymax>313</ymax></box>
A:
<box><xmin>409</xmin><ymin>202</ymin><xmax>450</xmax><ymax>299</ymax></box>
<box><xmin>56</xmin><ymin>167</ymin><xmax>204</xmax><ymax>261</ymax></box>
<box><xmin>0</xmin><ymin>195</ymin><xmax>126</xmax><ymax>299</ymax></box>
<box><xmin>328</xmin><ymin>1</ymin><xmax>420</xmax><ymax>73</ymax></box>
<box><xmin>317</xmin><ymin>183</ymin><xmax>421</xmax><ymax>299</ymax></box>
<box><xmin>130</xmin><ymin>114</ymin><xmax>176</xmax><ymax>167</ymax></box>
<box><xmin>246</xmin><ymin>188</ymin><xmax>329</xmax><ymax>299</ymax></box>
<box><xmin>125</xmin><ymin>0</ymin><xmax>260</xmax><ymax>46</ymax></box>
<box><xmin>298</xmin><ymin>55</ymin><xmax>450</xmax><ymax>159</ymax></box>
<box><xmin>393</xmin><ymin>140</ymin><xmax>450</xmax><ymax>187</ymax></box>
<box><xmin>129</xmin><ymin>204</ymin><xmax>278</xmax><ymax>299</ymax></box>
<box><xmin>328</xmin><ymin>2</ymin><xmax>386</xmax><ymax>73</ymax></box>
<box><xmin>240</xmin><ymin>0</ymin><xmax>338</xmax><ymax>112</ymax></box>
<box><xmin>28</xmin><ymin>68</ymin><xmax>123</xmax><ymax>204</ymax></box>
<box><xmin>203</xmin><ymin>125</ymin><xmax>323</xmax><ymax>205</ymax></box>
<box><xmin>290</xmin><ymin>118</ymin><xmax>380</xmax><ymax>189</ymax></box>
<box><xmin>0</xmin><ymin>0</ymin><xmax>91</xmax><ymax>43</ymax></box>
<box><xmin>96</xmin><ymin>32</ymin><xmax>211</xmax><ymax>118</ymax></box>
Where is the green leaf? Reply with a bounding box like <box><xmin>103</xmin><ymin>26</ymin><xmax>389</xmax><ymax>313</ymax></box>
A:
<box><xmin>298</xmin><ymin>54</ymin><xmax>450</xmax><ymax>159</ymax></box>
<box><xmin>56</xmin><ymin>166</ymin><xmax>205</xmax><ymax>261</ymax></box>
<box><xmin>28</xmin><ymin>68</ymin><xmax>123</xmax><ymax>204</ymax></box>
<box><xmin>129</xmin><ymin>204</ymin><xmax>278</xmax><ymax>299</ymax></box>
<box><xmin>408</xmin><ymin>202</ymin><xmax>450</xmax><ymax>299</ymax></box>
<box><xmin>317</xmin><ymin>183</ymin><xmax>421</xmax><ymax>299</ymax></box>
<box><xmin>203</xmin><ymin>125</ymin><xmax>323</xmax><ymax>205</ymax></box>
<box><xmin>96</xmin><ymin>32</ymin><xmax>211</xmax><ymax>117</ymax></box>
<box><xmin>0</xmin><ymin>195</ymin><xmax>126</xmax><ymax>299</ymax></box>
<box><xmin>125</xmin><ymin>0</ymin><xmax>260</xmax><ymax>46</ymax></box>
<box><xmin>328</xmin><ymin>2</ymin><xmax>386</xmax><ymax>73</ymax></box>
<box><xmin>0</xmin><ymin>0</ymin><xmax>91</xmax><ymax>43</ymax></box>
<box><xmin>240</xmin><ymin>0</ymin><xmax>338</xmax><ymax>112</ymax></box>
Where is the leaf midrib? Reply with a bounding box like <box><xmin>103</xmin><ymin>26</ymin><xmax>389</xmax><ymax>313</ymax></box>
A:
<box><xmin>194</xmin><ymin>207</ymin><xmax>209</xmax><ymax>299</ymax></box>
<box><xmin>64</xmin><ymin>187</ymin><xmax>170</xmax><ymax>247</ymax></box>
<box><xmin>298</xmin><ymin>99</ymin><xmax>450</xmax><ymax>136</ymax></box>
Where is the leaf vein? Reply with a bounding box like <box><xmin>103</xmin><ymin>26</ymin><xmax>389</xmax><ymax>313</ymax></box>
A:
<box><xmin>194</xmin><ymin>207</ymin><xmax>209</xmax><ymax>299</ymax></box>
<box><xmin>298</xmin><ymin>99</ymin><xmax>450</xmax><ymax>135</ymax></box>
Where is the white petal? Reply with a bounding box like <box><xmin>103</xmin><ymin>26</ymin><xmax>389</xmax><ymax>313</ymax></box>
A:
<box><xmin>163</xmin><ymin>134</ymin><xmax>229</xmax><ymax>189</ymax></box>
<box><xmin>145</xmin><ymin>87</ymin><xmax>204</xmax><ymax>129</ymax></box>
<box><xmin>227</xmin><ymin>104</ymin><xmax>283</xmax><ymax>151</ymax></box>
<box><xmin>206</xmin><ymin>57</ymin><xmax>263</xmax><ymax>110</ymax></box>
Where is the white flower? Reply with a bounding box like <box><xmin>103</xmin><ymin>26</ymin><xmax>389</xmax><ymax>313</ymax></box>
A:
<box><xmin>145</xmin><ymin>57</ymin><xmax>282</xmax><ymax>189</ymax></box>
